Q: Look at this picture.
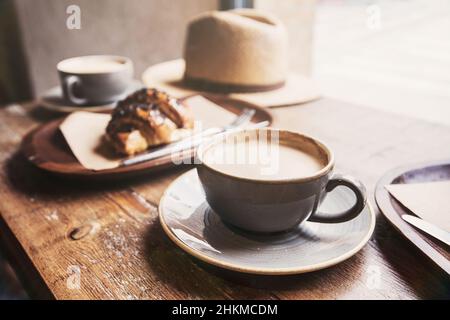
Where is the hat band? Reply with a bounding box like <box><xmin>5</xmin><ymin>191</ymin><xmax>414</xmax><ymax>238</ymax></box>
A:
<box><xmin>183</xmin><ymin>75</ymin><xmax>285</xmax><ymax>93</ymax></box>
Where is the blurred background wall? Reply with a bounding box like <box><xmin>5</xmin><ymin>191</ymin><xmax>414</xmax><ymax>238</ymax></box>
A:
<box><xmin>0</xmin><ymin>0</ymin><xmax>315</xmax><ymax>103</ymax></box>
<box><xmin>13</xmin><ymin>0</ymin><xmax>218</xmax><ymax>99</ymax></box>
<box><xmin>0</xmin><ymin>0</ymin><xmax>32</xmax><ymax>103</ymax></box>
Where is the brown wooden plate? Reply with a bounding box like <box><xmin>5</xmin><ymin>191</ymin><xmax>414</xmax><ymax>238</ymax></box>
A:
<box><xmin>375</xmin><ymin>159</ymin><xmax>450</xmax><ymax>274</ymax></box>
<box><xmin>21</xmin><ymin>95</ymin><xmax>273</xmax><ymax>180</ymax></box>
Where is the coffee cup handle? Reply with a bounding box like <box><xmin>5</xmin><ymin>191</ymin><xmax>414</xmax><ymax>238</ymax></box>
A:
<box><xmin>308</xmin><ymin>173</ymin><xmax>367</xmax><ymax>223</ymax></box>
<box><xmin>63</xmin><ymin>75</ymin><xmax>87</xmax><ymax>105</ymax></box>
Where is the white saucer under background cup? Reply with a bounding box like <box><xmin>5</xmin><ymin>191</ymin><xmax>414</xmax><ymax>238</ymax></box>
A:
<box><xmin>57</xmin><ymin>55</ymin><xmax>133</xmax><ymax>105</ymax></box>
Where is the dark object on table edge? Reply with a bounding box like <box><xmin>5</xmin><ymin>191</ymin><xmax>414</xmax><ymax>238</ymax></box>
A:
<box><xmin>375</xmin><ymin>159</ymin><xmax>450</xmax><ymax>275</ymax></box>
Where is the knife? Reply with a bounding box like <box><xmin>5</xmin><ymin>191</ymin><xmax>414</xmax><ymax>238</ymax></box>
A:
<box><xmin>402</xmin><ymin>214</ymin><xmax>450</xmax><ymax>246</ymax></box>
<box><xmin>120</xmin><ymin>120</ymin><xmax>270</xmax><ymax>167</ymax></box>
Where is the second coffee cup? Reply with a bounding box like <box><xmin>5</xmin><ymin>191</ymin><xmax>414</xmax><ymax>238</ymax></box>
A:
<box><xmin>57</xmin><ymin>55</ymin><xmax>133</xmax><ymax>105</ymax></box>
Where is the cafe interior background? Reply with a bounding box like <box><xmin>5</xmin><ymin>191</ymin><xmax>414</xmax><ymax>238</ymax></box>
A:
<box><xmin>0</xmin><ymin>0</ymin><xmax>449</xmax><ymax>299</ymax></box>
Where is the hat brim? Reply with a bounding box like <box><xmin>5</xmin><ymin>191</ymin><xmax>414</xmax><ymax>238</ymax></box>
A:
<box><xmin>142</xmin><ymin>59</ymin><xmax>321</xmax><ymax>108</ymax></box>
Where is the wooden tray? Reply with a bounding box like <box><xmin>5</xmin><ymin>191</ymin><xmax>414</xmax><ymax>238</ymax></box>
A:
<box><xmin>21</xmin><ymin>95</ymin><xmax>273</xmax><ymax>180</ymax></box>
<box><xmin>375</xmin><ymin>159</ymin><xmax>450</xmax><ymax>274</ymax></box>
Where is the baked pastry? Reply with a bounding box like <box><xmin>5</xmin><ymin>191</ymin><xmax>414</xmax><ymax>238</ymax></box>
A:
<box><xmin>106</xmin><ymin>88</ymin><xmax>193</xmax><ymax>155</ymax></box>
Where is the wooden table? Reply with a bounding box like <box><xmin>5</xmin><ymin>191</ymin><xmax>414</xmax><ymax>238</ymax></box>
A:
<box><xmin>0</xmin><ymin>99</ymin><xmax>449</xmax><ymax>299</ymax></box>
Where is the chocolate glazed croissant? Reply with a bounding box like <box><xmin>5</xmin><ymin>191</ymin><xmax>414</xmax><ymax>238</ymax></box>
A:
<box><xmin>106</xmin><ymin>88</ymin><xmax>194</xmax><ymax>155</ymax></box>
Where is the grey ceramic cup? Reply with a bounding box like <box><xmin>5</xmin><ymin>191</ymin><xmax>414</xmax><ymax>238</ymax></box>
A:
<box><xmin>57</xmin><ymin>55</ymin><xmax>133</xmax><ymax>105</ymax></box>
<box><xmin>196</xmin><ymin>128</ymin><xmax>367</xmax><ymax>233</ymax></box>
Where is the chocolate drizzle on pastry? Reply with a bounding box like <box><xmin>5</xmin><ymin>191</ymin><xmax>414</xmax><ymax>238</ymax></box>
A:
<box><xmin>106</xmin><ymin>88</ymin><xmax>193</xmax><ymax>155</ymax></box>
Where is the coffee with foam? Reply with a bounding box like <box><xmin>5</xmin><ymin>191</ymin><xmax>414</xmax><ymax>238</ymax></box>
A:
<box><xmin>58</xmin><ymin>57</ymin><xmax>127</xmax><ymax>74</ymax></box>
<box><xmin>203</xmin><ymin>134</ymin><xmax>325</xmax><ymax>180</ymax></box>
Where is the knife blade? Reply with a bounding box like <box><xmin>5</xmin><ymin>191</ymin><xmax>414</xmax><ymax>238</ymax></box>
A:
<box><xmin>402</xmin><ymin>214</ymin><xmax>450</xmax><ymax>246</ymax></box>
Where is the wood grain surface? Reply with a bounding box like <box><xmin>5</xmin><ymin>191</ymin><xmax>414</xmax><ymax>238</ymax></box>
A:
<box><xmin>0</xmin><ymin>99</ymin><xmax>449</xmax><ymax>299</ymax></box>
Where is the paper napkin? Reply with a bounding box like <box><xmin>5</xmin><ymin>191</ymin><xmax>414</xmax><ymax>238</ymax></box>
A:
<box><xmin>386</xmin><ymin>181</ymin><xmax>450</xmax><ymax>232</ymax></box>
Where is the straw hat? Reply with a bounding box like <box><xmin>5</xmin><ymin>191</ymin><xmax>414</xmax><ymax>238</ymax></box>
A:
<box><xmin>142</xmin><ymin>9</ymin><xmax>320</xmax><ymax>108</ymax></box>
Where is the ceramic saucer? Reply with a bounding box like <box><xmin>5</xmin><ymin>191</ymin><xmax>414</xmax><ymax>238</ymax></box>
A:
<box><xmin>159</xmin><ymin>169</ymin><xmax>376</xmax><ymax>275</ymax></box>
<box><xmin>38</xmin><ymin>80</ymin><xmax>143</xmax><ymax>113</ymax></box>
